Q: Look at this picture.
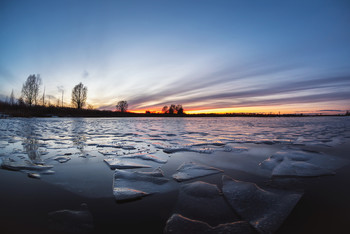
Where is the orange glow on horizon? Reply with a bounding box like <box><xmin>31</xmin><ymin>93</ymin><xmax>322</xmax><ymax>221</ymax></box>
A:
<box><xmin>127</xmin><ymin>106</ymin><xmax>325</xmax><ymax>115</ymax></box>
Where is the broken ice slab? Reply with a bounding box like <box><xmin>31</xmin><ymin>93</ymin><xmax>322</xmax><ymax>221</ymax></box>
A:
<box><xmin>54</xmin><ymin>156</ymin><xmax>72</xmax><ymax>163</ymax></box>
<box><xmin>172</xmin><ymin>162</ymin><xmax>223</xmax><ymax>182</ymax></box>
<box><xmin>48</xmin><ymin>203</ymin><xmax>94</xmax><ymax>234</ymax></box>
<box><xmin>271</xmin><ymin>159</ymin><xmax>335</xmax><ymax>177</ymax></box>
<box><xmin>223</xmin><ymin>145</ymin><xmax>249</xmax><ymax>152</ymax></box>
<box><xmin>1</xmin><ymin>158</ymin><xmax>53</xmax><ymax>171</ymax></box>
<box><xmin>27</xmin><ymin>172</ymin><xmax>41</xmax><ymax>179</ymax></box>
<box><xmin>163</xmin><ymin>147</ymin><xmax>213</xmax><ymax>154</ymax></box>
<box><xmin>222</xmin><ymin>175</ymin><xmax>302</xmax><ymax>234</ymax></box>
<box><xmin>113</xmin><ymin>187</ymin><xmax>150</xmax><ymax>201</ymax></box>
<box><xmin>104</xmin><ymin>158</ymin><xmax>152</xmax><ymax>169</ymax></box>
<box><xmin>163</xmin><ymin>147</ymin><xmax>197</xmax><ymax>154</ymax></box>
<box><xmin>113</xmin><ymin>168</ymin><xmax>170</xmax><ymax>201</ymax></box>
<box><xmin>164</xmin><ymin>214</ymin><xmax>254</xmax><ymax>234</ymax></box>
<box><xmin>119</xmin><ymin>153</ymin><xmax>167</xmax><ymax>163</ymax></box>
<box><xmin>191</xmin><ymin>142</ymin><xmax>226</xmax><ymax>147</ymax></box>
<box><xmin>98</xmin><ymin>149</ymin><xmax>119</xmax><ymax>156</ymax></box>
<box><xmin>259</xmin><ymin>149</ymin><xmax>342</xmax><ymax>177</ymax></box>
<box><xmin>174</xmin><ymin>181</ymin><xmax>238</xmax><ymax>225</ymax></box>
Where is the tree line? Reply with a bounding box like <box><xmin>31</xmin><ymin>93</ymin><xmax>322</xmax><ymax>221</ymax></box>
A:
<box><xmin>4</xmin><ymin>74</ymin><xmax>185</xmax><ymax>114</ymax></box>
<box><xmin>6</xmin><ymin>74</ymin><xmax>130</xmax><ymax>112</ymax></box>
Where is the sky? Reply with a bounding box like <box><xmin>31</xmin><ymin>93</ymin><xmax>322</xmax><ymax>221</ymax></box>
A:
<box><xmin>1</xmin><ymin>0</ymin><xmax>350</xmax><ymax>114</ymax></box>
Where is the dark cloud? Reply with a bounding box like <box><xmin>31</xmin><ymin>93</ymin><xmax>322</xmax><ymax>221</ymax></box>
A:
<box><xmin>128</xmin><ymin>71</ymin><xmax>350</xmax><ymax>110</ymax></box>
<box><xmin>128</xmin><ymin>62</ymin><xmax>301</xmax><ymax>108</ymax></box>
<box><xmin>319</xmin><ymin>110</ymin><xmax>343</xmax><ymax>112</ymax></box>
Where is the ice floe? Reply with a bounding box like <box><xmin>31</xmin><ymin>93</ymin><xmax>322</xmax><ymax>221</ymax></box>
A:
<box><xmin>163</xmin><ymin>147</ymin><xmax>213</xmax><ymax>154</ymax></box>
<box><xmin>104</xmin><ymin>158</ymin><xmax>152</xmax><ymax>169</ymax></box>
<box><xmin>164</xmin><ymin>214</ymin><xmax>254</xmax><ymax>234</ymax></box>
<box><xmin>172</xmin><ymin>162</ymin><xmax>223</xmax><ymax>182</ymax></box>
<box><xmin>271</xmin><ymin>159</ymin><xmax>335</xmax><ymax>177</ymax></box>
<box><xmin>48</xmin><ymin>203</ymin><xmax>94</xmax><ymax>234</ymax></box>
<box><xmin>222</xmin><ymin>175</ymin><xmax>302</xmax><ymax>234</ymax></box>
<box><xmin>1</xmin><ymin>158</ymin><xmax>53</xmax><ymax>171</ymax></box>
<box><xmin>113</xmin><ymin>168</ymin><xmax>170</xmax><ymax>201</ymax></box>
<box><xmin>119</xmin><ymin>153</ymin><xmax>167</xmax><ymax>163</ymax></box>
<box><xmin>54</xmin><ymin>156</ymin><xmax>72</xmax><ymax>163</ymax></box>
<box><xmin>27</xmin><ymin>172</ymin><xmax>41</xmax><ymax>179</ymax></box>
<box><xmin>174</xmin><ymin>181</ymin><xmax>238</xmax><ymax>225</ymax></box>
<box><xmin>163</xmin><ymin>147</ymin><xmax>197</xmax><ymax>154</ymax></box>
<box><xmin>259</xmin><ymin>149</ymin><xmax>344</xmax><ymax>177</ymax></box>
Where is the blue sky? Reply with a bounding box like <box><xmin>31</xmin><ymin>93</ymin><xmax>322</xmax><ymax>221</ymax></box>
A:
<box><xmin>1</xmin><ymin>0</ymin><xmax>350</xmax><ymax>113</ymax></box>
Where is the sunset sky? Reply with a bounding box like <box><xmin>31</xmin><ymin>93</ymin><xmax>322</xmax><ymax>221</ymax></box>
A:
<box><xmin>1</xmin><ymin>0</ymin><xmax>350</xmax><ymax>114</ymax></box>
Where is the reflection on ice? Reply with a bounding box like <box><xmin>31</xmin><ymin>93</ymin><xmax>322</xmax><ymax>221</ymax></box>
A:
<box><xmin>222</xmin><ymin>175</ymin><xmax>302</xmax><ymax>234</ymax></box>
<box><xmin>172</xmin><ymin>162</ymin><xmax>223</xmax><ymax>182</ymax></box>
<box><xmin>164</xmin><ymin>214</ymin><xmax>254</xmax><ymax>234</ymax></box>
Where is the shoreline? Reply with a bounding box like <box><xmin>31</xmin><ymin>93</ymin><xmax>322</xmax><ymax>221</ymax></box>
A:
<box><xmin>1</xmin><ymin>101</ymin><xmax>349</xmax><ymax>118</ymax></box>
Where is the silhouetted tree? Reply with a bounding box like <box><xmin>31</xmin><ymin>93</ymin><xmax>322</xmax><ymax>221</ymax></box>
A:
<box><xmin>71</xmin><ymin>82</ymin><xmax>87</xmax><ymax>109</ymax></box>
<box><xmin>21</xmin><ymin>74</ymin><xmax>42</xmax><ymax>106</ymax></box>
<box><xmin>162</xmin><ymin>106</ymin><xmax>169</xmax><ymax>113</ymax></box>
<box><xmin>116</xmin><ymin>101</ymin><xmax>128</xmax><ymax>112</ymax></box>
<box><xmin>176</xmin><ymin>104</ymin><xmax>184</xmax><ymax>114</ymax></box>
<box><xmin>17</xmin><ymin>97</ymin><xmax>25</xmax><ymax>106</ymax></box>
<box><xmin>9</xmin><ymin>90</ymin><xmax>15</xmax><ymax>105</ymax></box>
<box><xmin>168</xmin><ymin>104</ymin><xmax>176</xmax><ymax>114</ymax></box>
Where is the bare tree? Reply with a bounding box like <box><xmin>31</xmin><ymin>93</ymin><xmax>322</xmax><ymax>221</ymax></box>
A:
<box><xmin>9</xmin><ymin>89</ymin><xmax>15</xmax><ymax>105</ymax></box>
<box><xmin>116</xmin><ymin>101</ymin><xmax>128</xmax><ymax>112</ymax></box>
<box><xmin>71</xmin><ymin>82</ymin><xmax>87</xmax><ymax>109</ymax></box>
<box><xmin>21</xmin><ymin>74</ymin><xmax>42</xmax><ymax>106</ymax></box>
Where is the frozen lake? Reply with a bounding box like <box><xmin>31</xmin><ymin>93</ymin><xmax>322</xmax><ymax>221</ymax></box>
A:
<box><xmin>0</xmin><ymin>117</ymin><xmax>350</xmax><ymax>233</ymax></box>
